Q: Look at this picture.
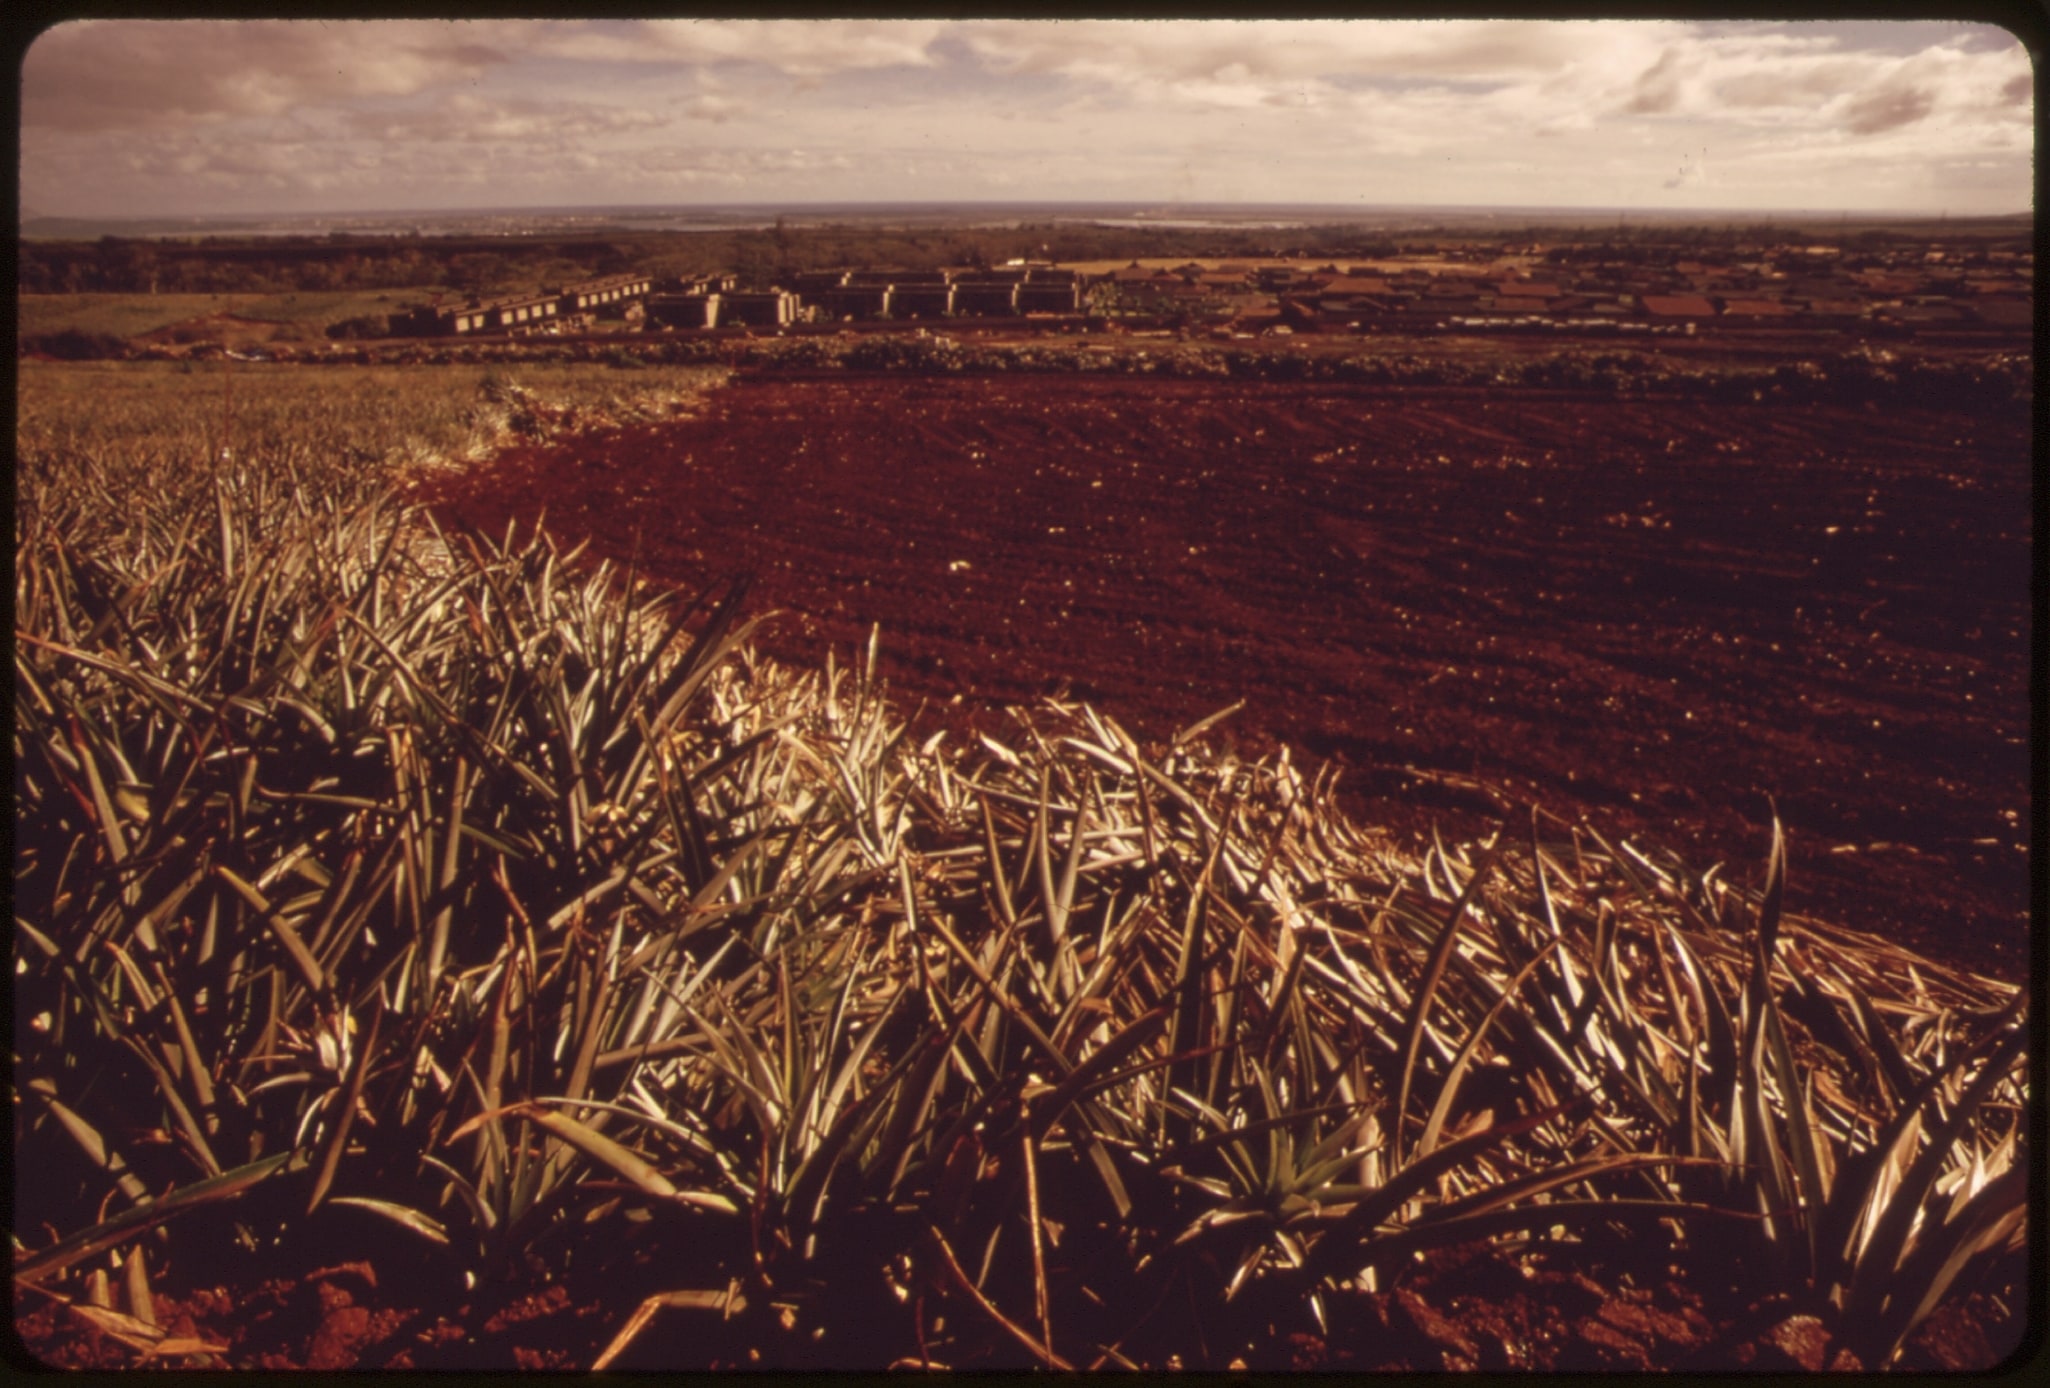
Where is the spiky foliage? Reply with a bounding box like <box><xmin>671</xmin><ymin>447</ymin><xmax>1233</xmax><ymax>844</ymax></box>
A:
<box><xmin>13</xmin><ymin>362</ymin><xmax>2026</xmax><ymax>1370</ymax></box>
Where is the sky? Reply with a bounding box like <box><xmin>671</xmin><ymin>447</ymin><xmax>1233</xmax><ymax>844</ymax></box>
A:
<box><xmin>18</xmin><ymin>17</ymin><xmax>2035</xmax><ymax>220</ymax></box>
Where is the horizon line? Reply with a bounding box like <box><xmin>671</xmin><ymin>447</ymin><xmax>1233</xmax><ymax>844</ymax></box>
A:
<box><xmin>22</xmin><ymin>198</ymin><xmax>2033</xmax><ymax>227</ymax></box>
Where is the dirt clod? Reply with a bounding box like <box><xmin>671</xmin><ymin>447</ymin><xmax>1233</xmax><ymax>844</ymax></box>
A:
<box><xmin>1756</xmin><ymin>1312</ymin><xmax>1834</xmax><ymax>1371</ymax></box>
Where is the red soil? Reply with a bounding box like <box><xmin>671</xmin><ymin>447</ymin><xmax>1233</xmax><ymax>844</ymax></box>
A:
<box><xmin>426</xmin><ymin>370</ymin><xmax>2029</xmax><ymax>983</ymax></box>
<box><xmin>13</xmin><ymin>1228</ymin><xmax>2025</xmax><ymax>1371</ymax></box>
<box><xmin>16</xmin><ymin>366</ymin><xmax>2031</xmax><ymax>1374</ymax></box>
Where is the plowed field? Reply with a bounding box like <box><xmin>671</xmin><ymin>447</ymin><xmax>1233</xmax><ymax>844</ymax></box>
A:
<box><xmin>427</xmin><ymin>371</ymin><xmax>2030</xmax><ymax>980</ymax></box>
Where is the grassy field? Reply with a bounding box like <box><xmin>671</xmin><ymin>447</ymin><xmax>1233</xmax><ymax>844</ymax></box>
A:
<box><xmin>18</xmin><ymin>289</ymin><xmax>450</xmax><ymax>341</ymax></box>
<box><xmin>12</xmin><ymin>359</ymin><xmax>2027</xmax><ymax>1369</ymax></box>
<box><xmin>16</xmin><ymin>359</ymin><xmax>725</xmax><ymax>479</ymax></box>
<box><xmin>18</xmin><ymin>293</ymin><xmax>274</xmax><ymax>340</ymax></box>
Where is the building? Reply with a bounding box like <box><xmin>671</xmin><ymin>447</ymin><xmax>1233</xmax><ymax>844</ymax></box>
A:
<box><xmin>645</xmin><ymin>293</ymin><xmax>719</xmax><ymax>329</ymax></box>
<box><xmin>388</xmin><ymin>291</ymin><xmax>559</xmax><ymax>336</ymax></box>
<box><xmin>554</xmin><ymin>273</ymin><xmax>653</xmax><ymax>315</ymax></box>
<box><xmin>1016</xmin><ymin>276</ymin><xmax>1082</xmax><ymax>313</ymax></box>
<box><xmin>953</xmin><ymin>279</ymin><xmax>1020</xmax><ymax>316</ymax></box>
<box><xmin>810</xmin><ymin>285</ymin><xmax>890</xmax><ymax>320</ymax></box>
<box><xmin>888</xmin><ymin>283</ymin><xmax>955</xmax><ymax>318</ymax></box>
<box><xmin>713</xmin><ymin>291</ymin><xmax>798</xmax><ymax>328</ymax></box>
<box><xmin>644</xmin><ymin>291</ymin><xmax>796</xmax><ymax>329</ymax></box>
<box><xmin>444</xmin><ymin>292</ymin><xmax>565</xmax><ymax>333</ymax></box>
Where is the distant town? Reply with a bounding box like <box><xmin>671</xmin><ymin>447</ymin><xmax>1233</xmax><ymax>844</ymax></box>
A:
<box><xmin>16</xmin><ymin>212</ymin><xmax>2032</xmax><ymax>362</ymax></box>
<box><xmin>388</xmin><ymin>238</ymin><xmax>2029</xmax><ymax>344</ymax></box>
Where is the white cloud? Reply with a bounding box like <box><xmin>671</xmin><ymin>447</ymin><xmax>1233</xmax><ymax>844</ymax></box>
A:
<box><xmin>954</xmin><ymin>18</ymin><xmax>1658</xmax><ymax>91</ymax></box>
<box><xmin>1603</xmin><ymin>29</ymin><xmax>2031</xmax><ymax>137</ymax></box>
<box><xmin>341</xmin><ymin>92</ymin><xmax>669</xmax><ymax>146</ymax></box>
<box><xmin>17</xmin><ymin>18</ymin><xmax>2031</xmax><ymax>217</ymax></box>
<box><xmin>544</xmin><ymin>19</ymin><xmax>948</xmax><ymax>76</ymax></box>
<box><xmin>22</xmin><ymin>20</ymin><xmax>515</xmax><ymax>132</ymax></box>
<box><xmin>682</xmin><ymin>94</ymin><xmax>740</xmax><ymax>124</ymax></box>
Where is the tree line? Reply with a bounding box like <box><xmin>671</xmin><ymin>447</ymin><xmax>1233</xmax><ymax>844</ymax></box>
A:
<box><xmin>20</xmin><ymin>222</ymin><xmax>1420</xmax><ymax>298</ymax></box>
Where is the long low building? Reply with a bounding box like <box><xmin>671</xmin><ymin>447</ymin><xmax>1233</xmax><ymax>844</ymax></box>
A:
<box><xmin>555</xmin><ymin>272</ymin><xmax>654</xmax><ymax>313</ymax></box>
<box><xmin>1018</xmin><ymin>281</ymin><xmax>1083</xmax><ymax>313</ymax></box>
<box><xmin>953</xmin><ymin>280</ymin><xmax>1021</xmax><ymax>316</ymax></box>
<box><xmin>793</xmin><ymin>265</ymin><xmax>1080</xmax><ymax>319</ymax></box>
<box><xmin>392</xmin><ymin>291</ymin><xmax>564</xmax><ymax>335</ymax></box>
<box><xmin>810</xmin><ymin>284</ymin><xmax>890</xmax><ymax>320</ymax></box>
<box><xmin>719</xmin><ymin>291</ymin><xmax>799</xmax><ymax>327</ymax></box>
<box><xmin>646</xmin><ymin>291</ymin><xmax>798</xmax><ymax>329</ymax></box>
<box><xmin>392</xmin><ymin>275</ymin><xmax>651</xmax><ymax>336</ymax></box>
<box><xmin>888</xmin><ymin>284</ymin><xmax>954</xmax><ymax>318</ymax></box>
<box><xmin>645</xmin><ymin>293</ymin><xmax>717</xmax><ymax>329</ymax></box>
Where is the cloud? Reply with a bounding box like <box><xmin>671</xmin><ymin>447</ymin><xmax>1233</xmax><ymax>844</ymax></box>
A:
<box><xmin>1839</xmin><ymin>82</ymin><xmax>1937</xmax><ymax>135</ymax></box>
<box><xmin>22</xmin><ymin>20</ymin><xmax>514</xmax><ymax>132</ymax></box>
<box><xmin>540</xmin><ymin>19</ymin><xmax>947</xmax><ymax>76</ymax></box>
<box><xmin>1712</xmin><ymin>60</ymin><xmax>1868</xmax><ymax>108</ymax></box>
<box><xmin>617</xmin><ymin>144</ymin><xmax>859</xmax><ymax>190</ymax></box>
<box><xmin>1622</xmin><ymin>49</ymin><xmax>1688</xmax><ymax>114</ymax></box>
<box><xmin>342</xmin><ymin>92</ymin><xmax>668</xmax><ymax>146</ymax></box>
<box><xmin>952</xmin><ymin>18</ymin><xmax>1644</xmax><ymax>91</ymax></box>
<box><xmin>1597</xmin><ymin>26</ymin><xmax>2030</xmax><ymax>142</ymax></box>
<box><xmin>683</xmin><ymin>94</ymin><xmax>739</xmax><ymax>124</ymax></box>
<box><xmin>16</xmin><ymin>17</ymin><xmax>2032</xmax><ymax>217</ymax></box>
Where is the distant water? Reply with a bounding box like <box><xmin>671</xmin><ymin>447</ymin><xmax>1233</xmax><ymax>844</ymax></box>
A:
<box><xmin>1076</xmin><ymin>218</ymin><xmax>1309</xmax><ymax>231</ymax></box>
<box><xmin>23</xmin><ymin>199</ymin><xmax>2020</xmax><ymax>242</ymax></box>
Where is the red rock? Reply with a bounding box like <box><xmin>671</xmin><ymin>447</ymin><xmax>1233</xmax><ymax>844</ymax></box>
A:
<box><xmin>1566</xmin><ymin>1316</ymin><xmax>1653</xmax><ymax>1370</ymax></box>
<box><xmin>1597</xmin><ymin>1296</ymin><xmax>1703</xmax><ymax>1348</ymax></box>
<box><xmin>1469</xmin><ymin>1322</ymin><xmax>1527</xmax><ymax>1370</ymax></box>
<box><xmin>1392</xmin><ymin>1288</ymin><xmax>1477</xmax><ymax>1362</ymax></box>
<box><xmin>1529</xmin><ymin>1269</ymin><xmax>1607</xmax><ymax>1315</ymax></box>
<box><xmin>1755</xmin><ymin>1313</ymin><xmax>1831</xmax><ymax>1371</ymax></box>
<box><xmin>306</xmin><ymin>1304</ymin><xmax>373</xmax><ymax>1370</ymax></box>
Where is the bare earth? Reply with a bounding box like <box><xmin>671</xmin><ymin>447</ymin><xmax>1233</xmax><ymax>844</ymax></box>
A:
<box><xmin>429</xmin><ymin>370</ymin><xmax>2029</xmax><ymax>983</ymax></box>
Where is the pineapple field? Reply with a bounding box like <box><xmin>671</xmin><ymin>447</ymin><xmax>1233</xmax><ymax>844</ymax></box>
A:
<box><xmin>14</xmin><ymin>353</ymin><xmax>2029</xmax><ymax>1369</ymax></box>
